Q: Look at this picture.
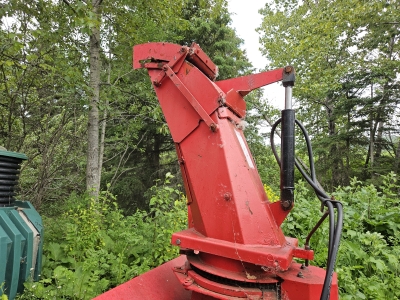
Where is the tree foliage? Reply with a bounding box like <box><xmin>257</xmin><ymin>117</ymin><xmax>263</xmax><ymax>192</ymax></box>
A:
<box><xmin>1</xmin><ymin>0</ymin><xmax>399</xmax><ymax>298</ymax></box>
<box><xmin>285</xmin><ymin>174</ymin><xmax>400</xmax><ymax>299</ymax></box>
<box><xmin>258</xmin><ymin>0</ymin><xmax>400</xmax><ymax>188</ymax></box>
<box><xmin>0</xmin><ymin>0</ymin><xmax>253</xmax><ymax>210</ymax></box>
<box><xmin>16</xmin><ymin>174</ymin><xmax>187</xmax><ymax>299</ymax></box>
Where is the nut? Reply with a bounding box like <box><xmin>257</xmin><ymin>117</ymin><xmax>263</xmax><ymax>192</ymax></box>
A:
<box><xmin>183</xmin><ymin>277</ymin><xmax>194</xmax><ymax>286</ymax></box>
<box><xmin>224</xmin><ymin>193</ymin><xmax>231</xmax><ymax>201</ymax></box>
<box><xmin>281</xmin><ymin>200</ymin><xmax>291</xmax><ymax>208</ymax></box>
<box><xmin>210</xmin><ymin>123</ymin><xmax>218</xmax><ymax>132</ymax></box>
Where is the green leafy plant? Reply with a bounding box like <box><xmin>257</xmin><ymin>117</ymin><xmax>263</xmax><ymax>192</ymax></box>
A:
<box><xmin>283</xmin><ymin>173</ymin><xmax>400</xmax><ymax>299</ymax></box>
<box><xmin>17</xmin><ymin>172</ymin><xmax>400</xmax><ymax>299</ymax></box>
<box><xmin>1</xmin><ymin>282</ymin><xmax>8</xmax><ymax>300</ymax></box>
<box><xmin>17</xmin><ymin>174</ymin><xmax>187</xmax><ymax>299</ymax></box>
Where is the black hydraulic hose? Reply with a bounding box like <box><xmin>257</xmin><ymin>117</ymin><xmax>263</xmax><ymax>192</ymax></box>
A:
<box><xmin>270</xmin><ymin>117</ymin><xmax>343</xmax><ymax>300</ymax></box>
<box><xmin>305</xmin><ymin>211</ymin><xmax>329</xmax><ymax>266</ymax></box>
<box><xmin>270</xmin><ymin>119</ymin><xmax>281</xmax><ymax>168</ymax></box>
<box><xmin>321</xmin><ymin>202</ymin><xmax>343</xmax><ymax>300</ymax></box>
<box><xmin>325</xmin><ymin>201</ymin><xmax>335</xmax><ymax>263</ymax></box>
<box><xmin>294</xmin><ymin>120</ymin><xmax>316</xmax><ymax>182</ymax></box>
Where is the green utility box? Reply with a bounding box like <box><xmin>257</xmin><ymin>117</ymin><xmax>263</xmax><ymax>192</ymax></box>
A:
<box><xmin>0</xmin><ymin>150</ymin><xmax>43</xmax><ymax>300</ymax></box>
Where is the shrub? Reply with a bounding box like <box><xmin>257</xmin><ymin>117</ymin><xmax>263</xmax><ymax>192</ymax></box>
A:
<box><xmin>17</xmin><ymin>173</ymin><xmax>187</xmax><ymax>300</ymax></box>
<box><xmin>283</xmin><ymin>173</ymin><xmax>400</xmax><ymax>299</ymax></box>
<box><xmin>17</xmin><ymin>172</ymin><xmax>400</xmax><ymax>299</ymax></box>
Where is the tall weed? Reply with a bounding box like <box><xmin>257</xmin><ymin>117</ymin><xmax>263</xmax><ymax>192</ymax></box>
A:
<box><xmin>17</xmin><ymin>173</ymin><xmax>400</xmax><ymax>299</ymax></box>
<box><xmin>17</xmin><ymin>173</ymin><xmax>187</xmax><ymax>300</ymax></box>
<box><xmin>284</xmin><ymin>173</ymin><xmax>400</xmax><ymax>299</ymax></box>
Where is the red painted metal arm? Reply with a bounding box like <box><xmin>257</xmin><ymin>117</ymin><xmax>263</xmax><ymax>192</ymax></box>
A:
<box><xmin>215</xmin><ymin>68</ymin><xmax>284</xmax><ymax>96</ymax></box>
<box><xmin>133</xmin><ymin>42</ymin><xmax>218</xmax><ymax>81</ymax></box>
<box><xmin>133</xmin><ymin>42</ymin><xmax>184</xmax><ymax>70</ymax></box>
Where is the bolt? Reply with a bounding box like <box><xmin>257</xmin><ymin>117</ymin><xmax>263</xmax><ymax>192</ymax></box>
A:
<box><xmin>176</xmin><ymin>239</ymin><xmax>181</xmax><ymax>245</ymax></box>
<box><xmin>297</xmin><ymin>271</ymin><xmax>304</xmax><ymax>278</ymax></box>
<box><xmin>285</xmin><ymin>66</ymin><xmax>293</xmax><ymax>73</ymax></box>
<box><xmin>224</xmin><ymin>193</ymin><xmax>231</xmax><ymax>201</ymax></box>
<box><xmin>183</xmin><ymin>277</ymin><xmax>193</xmax><ymax>286</ymax></box>
<box><xmin>210</xmin><ymin>123</ymin><xmax>217</xmax><ymax>132</ymax></box>
<box><xmin>180</xmin><ymin>47</ymin><xmax>186</xmax><ymax>52</ymax></box>
<box><xmin>281</xmin><ymin>200</ymin><xmax>291</xmax><ymax>208</ymax></box>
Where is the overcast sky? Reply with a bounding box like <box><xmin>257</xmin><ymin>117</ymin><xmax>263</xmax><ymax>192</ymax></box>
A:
<box><xmin>227</xmin><ymin>0</ymin><xmax>268</xmax><ymax>71</ymax></box>
<box><xmin>227</xmin><ymin>0</ymin><xmax>284</xmax><ymax>109</ymax></box>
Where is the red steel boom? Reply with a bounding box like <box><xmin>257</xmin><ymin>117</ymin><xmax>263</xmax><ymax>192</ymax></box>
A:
<box><xmin>95</xmin><ymin>42</ymin><xmax>338</xmax><ymax>300</ymax></box>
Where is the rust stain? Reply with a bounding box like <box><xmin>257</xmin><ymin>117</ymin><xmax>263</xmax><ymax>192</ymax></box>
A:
<box><xmin>245</xmin><ymin>200</ymin><xmax>253</xmax><ymax>215</ymax></box>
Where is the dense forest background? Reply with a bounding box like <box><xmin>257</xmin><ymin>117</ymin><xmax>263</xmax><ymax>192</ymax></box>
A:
<box><xmin>0</xmin><ymin>0</ymin><xmax>399</xmax><ymax>299</ymax></box>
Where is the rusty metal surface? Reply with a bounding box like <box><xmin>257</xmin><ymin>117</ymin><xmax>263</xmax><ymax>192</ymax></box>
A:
<box><xmin>93</xmin><ymin>256</ymin><xmax>191</xmax><ymax>300</ymax></box>
<box><xmin>172</xmin><ymin>229</ymin><xmax>310</xmax><ymax>271</ymax></box>
<box><xmin>133</xmin><ymin>42</ymin><xmax>183</xmax><ymax>70</ymax></box>
<box><xmin>279</xmin><ymin>263</ymin><xmax>338</xmax><ymax>300</ymax></box>
<box><xmin>187</xmin><ymin>254</ymin><xmax>281</xmax><ymax>283</ymax></box>
<box><xmin>188</xmin><ymin>43</ymin><xmax>219</xmax><ymax>81</ymax></box>
<box><xmin>172</xmin><ymin>257</ymin><xmax>338</xmax><ymax>300</ymax></box>
<box><xmin>187</xmin><ymin>269</ymin><xmax>264</xmax><ymax>298</ymax></box>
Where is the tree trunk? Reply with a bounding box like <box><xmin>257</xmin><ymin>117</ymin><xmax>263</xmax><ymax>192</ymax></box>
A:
<box><xmin>98</xmin><ymin>49</ymin><xmax>111</xmax><ymax>192</ymax></box>
<box><xmin>369</xmin><ymin>117</ymin><xmax>374</xmax><ymax>173</ymax></box>
<box><xmin>86</xmin><ymin>0</ymin><xmax>102</xmax><ymax>197</ymax></box>
<box><xmin>152</xmin><ymin>133</ymin><xmax>161</xmax><ymax>172</ymax></box>
<box><xmin>394</xmin><ymin>139</ymin><xmax>400</xmax><ymax>174</ymax></box>
<box><xmin>374</xmin><ymin>121</ymin><xmax>384</xmax><ymax>170</ymax></box>
<box><xmin>326</xmin><ymin>100</ymin><xmax>339</xmax><ymax>187</ymax></box>
<box><xmin>98</xmin><ymin>99</ymin><xmax>108</xmax><ymax>191</ymax></box>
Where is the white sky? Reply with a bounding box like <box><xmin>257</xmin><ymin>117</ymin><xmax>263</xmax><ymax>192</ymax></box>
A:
<box><xmin>227</xmin><ymin>0</ymin><xmax>284</xmax><ymax>109</ymax></box>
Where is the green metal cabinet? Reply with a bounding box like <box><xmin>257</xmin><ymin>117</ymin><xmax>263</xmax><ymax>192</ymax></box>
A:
<box><xmin>0</xmin><ymin>150</ymin><xmax>43</xmax><ymax>300</ymax></box>
<box><xmin>0</xmin><ymin>202</ymin><xmax>43</xmax><ymax>300</ymax></box>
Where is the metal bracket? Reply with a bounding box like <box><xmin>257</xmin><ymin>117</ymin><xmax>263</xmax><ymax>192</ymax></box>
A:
<box><xmin>163</xmin><ymin>65</ymin><xmax>218</xmax><ymax>132</ymax></box>
<box><xmin>152</xmin><ymin>47</ymin><xmax>189</xmax><ymax>86</ymax></box>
